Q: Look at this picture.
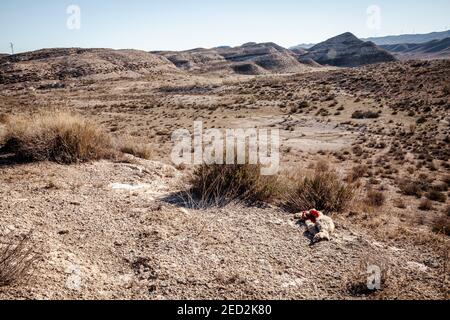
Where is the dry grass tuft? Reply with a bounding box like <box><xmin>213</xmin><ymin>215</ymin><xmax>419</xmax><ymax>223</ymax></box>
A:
<box><xmin>426</xmin><ymin>190</ymin><xmax>447</xmax><ymax>203</ymax></box>
<box><xmin>187</xmin><ymin>164</ymin><xmax>280</xmax><ymax>208</ymax></box>
<box><xmin>392</xmin><ymin>198</ymin><xmax>406</xmax><ymax>209</ymax></box>
<box><xmin>432</xmin><ymin>216</ymin><xmax>450</xmax><ymax>236</ymax></box>
<box><xmin>0</xmin><ymin>233</ymin><xmax>39</xmax><ymax>288</ymax></box>
<box><xmin>0</xmin><ymin>113</ymin><xmax>9</xmax><ymax>124</ymax></box>
<box><xmin>398</xmin><ymin>178</ymin><xmax>429</xmax><ymax>198</ymax></box>
<box><xmin>3</xmin><ymin>112</ymin><xmax>116</xmax><ymax>164</ymax></box>
<box><xmin>418</xmin><ymin>199</ymin><xmax>433</xmax><ymax>211</ymax></box>
<box><xmin>284</xmin><ymin>166</ymin><xmax>355</xmax><ymax>214</ymax></box>
<box><xmin>347</xmin><ymin>164</ymin><xmax>368</xmax><ymax>182</ymax></box>
<box><xmin>351</xmin><ymin>110</ymin><xmax>380</xmax><ymax>119</ymax></box>
<box><xmin>117</xmin><ymin>136</ymin><xmax>153</xmax><ymax>160</ymax></box>
<box><xmin>365</xmin><ymin>190</ymin><xmax>386</xmax><ymax>207</ymax></box>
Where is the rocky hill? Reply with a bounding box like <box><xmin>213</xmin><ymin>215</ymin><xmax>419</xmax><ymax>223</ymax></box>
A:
<box><xmin>154</xmin><ymin>48</ymin><xmax>229</xmax><ymax>72</ymax></box>
<box><xmin>0</xmin><ymin>48</ymin><xmax>178</xmax><ymax>85</ymax></box>
<box><xmin>156</xmin><ymin>42</ymin><xmax>313</xmax><ymax>75</ymax></box>
<box><xmin>381</xmin><ymin>37</ymin><xmax>450</xmax><ymax>60</ymax></box>
<box><xmin>296</xmin><ymin>32</ymin><xmax>396</xmax><ymax>67</ymax></box>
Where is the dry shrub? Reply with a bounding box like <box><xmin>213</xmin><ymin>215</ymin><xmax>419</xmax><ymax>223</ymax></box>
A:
<box><xmin>365</xmin><ymin>190</ymin><xmax>386</xmax><ymax>207</ymax></box>
<box><xmin>351</xmin><ymin>110</ymin><xmax>380</xmax><ymax>119</ymax></box>
<box><xmin>398</xmin><ymin>178</ymin><xmax>428</xmax><ymax>198</ymax></box>
<box><xmin>343</xmin><ymin>254</ymin><xmax>397</xmax><ymax>299</ymax></box>
<box><xmin>315</xmin><ymin>159</ymin><xmax>330</xmax><ymax>173</ymax></box>
<box><xmin>187</xmin><ymin>164</ymin><xmax>280</xmax><ymax>207</ymax></box>
<box><xmin>0</xmin><ymin>113</ymin><xmax>9</xmax><ymax>124</ymax></box>
<box><xmin>284</xmin><ymin>167</ymin><xmax>354</xmax><ymax>214</ymax></box>
<box><xmin>348</xmin><ymin>164</ymin><xmax>368</xmax><ymax>182</ymax></box>
<box><xmin>442</xmin><ymin>175</ymin><xmax>450</xmax><ymax>187</ymax></box>
<box><xmin>432</xmin><ymin>182</ymin><xmax>449</xmax><ymax>192</ymax></box>
<box><xmin>3</xmin><ymin>112</ymin><xmax>116</xmax><ymax>164</ymax></box>
<box><xmin>0</xmin><ymin>233</ymin><xmax>39</xmax><ymax>288</ymax></box>
<box><xmin>118</xmin><ymin>136</ymin><xmax>152</xmax><ymax>160</ymax></box>
<box><xmin>393</xmin><ymin>198</ymin><xmax>406</xmax><ymax>209</ymax></box>
<box><xmin>444</xmin><ymin>81</ymin><xmax>450</xmax><ymax>95</ymax></box>
<box><xmin>418</xmin><ymin>199</ymin><xmax>433</xmax><ymax>211</ymax></box>
<box><xmin>432</xmin><ymin>216</ymin><xmax>450</xmax><ymax>236</ymax></box>
<box><xmin>426</xmin><ymin>190</ymin><xmax>447</xmax><ymax>203</ymax></box>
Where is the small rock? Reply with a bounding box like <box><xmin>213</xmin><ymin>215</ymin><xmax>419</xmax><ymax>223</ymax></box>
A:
<box><xmin>406</xmin><ymin>261</ymin><xmax>428</xmax><ymax>272</ymax></box>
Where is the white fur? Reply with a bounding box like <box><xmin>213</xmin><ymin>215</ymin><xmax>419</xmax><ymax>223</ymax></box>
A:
<box><xmin>301</xmin><ymin>210</ymin><xmax>335</xmax><ymax>242</ymax></box>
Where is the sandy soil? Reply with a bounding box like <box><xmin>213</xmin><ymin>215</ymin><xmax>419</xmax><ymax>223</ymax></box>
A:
<box><xmin>0</xmin><ymin>157</ymin><xmax>446</xmax><ymax>300</ymax></box>
<box><xmin>0</xmin><ymin>58</ymin><xmax>449</xmax><ymax>300</ymax></box>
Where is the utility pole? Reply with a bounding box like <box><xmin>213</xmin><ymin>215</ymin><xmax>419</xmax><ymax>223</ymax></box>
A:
<box><xmin>10</xmin><ymin>42</ymin><xmax>14</xmax><ymax>55</ymax></box>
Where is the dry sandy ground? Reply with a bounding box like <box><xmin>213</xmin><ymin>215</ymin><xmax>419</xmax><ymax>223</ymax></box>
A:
<box><xmin>0</xmin><ymin>157</ymin><xmax>447</xmax><ymax>300</ymax></box>
<box><xmin>0</xmin><ymin>59</ymin><xmax>449</xmax><ymax>300</ymax></box>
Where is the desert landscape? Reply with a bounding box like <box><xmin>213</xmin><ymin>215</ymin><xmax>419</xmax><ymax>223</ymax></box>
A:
<box><xmin>0</xmin><ymin>27</ymin><xmax>449</xmax><ymax>301</ymax></box>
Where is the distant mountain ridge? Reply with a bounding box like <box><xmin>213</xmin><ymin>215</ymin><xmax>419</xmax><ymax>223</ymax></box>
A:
<box><xmin>290</xmin><ymin>43</ymin><xmax>315</xmax><ymax>50</ymax></box>
<box><xmin>6</xmin><ymin>30</ymin><xmax>444</xmax><ymax>85</ymax></box>
<box><xmin>291</xmin><ymin>30</ymin><xmax>450</xmax><ymax>50</ymax></box>
<box><xmin>362</xmin><ymin>30</ymin><xmax>450</xmax><ymax>46</ymax></box>
<box><xmin>380</xmin><ymin>37</ymin><xmax>450</xmax><ymax>60</ymax></box>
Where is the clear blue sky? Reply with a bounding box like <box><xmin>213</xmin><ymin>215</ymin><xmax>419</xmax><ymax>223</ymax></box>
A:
<box><xmin>1</xmin><ymin>0</ymin><xmax>449</xmax><ymax>53</ymax></box>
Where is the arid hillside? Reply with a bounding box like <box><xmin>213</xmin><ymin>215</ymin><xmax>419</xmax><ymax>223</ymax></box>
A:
<box><xmin>0</xmin><ymin>44</ymin><xmax>448</xmax><ymax>300</ymax></box>
<box><xmin>156</xmin><ymin>42</ymin><xmax>314</xmax><ymax>75</ymax></box>
<box><xmin>0</xmin><ymin>48</ymin><xmax>179</xmax><ymax>85</ymax></box>
<box><xmin>297</xmin><ymin>32</ymin><xmax>396</xmax><ymax>67</ymax></box>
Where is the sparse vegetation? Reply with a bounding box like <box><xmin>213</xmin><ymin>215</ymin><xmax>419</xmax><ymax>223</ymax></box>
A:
<box><xmin>0</xmin><ymin>233</ymin><xmax>39</xmax><ymax>288</ymax></box>
<box><xmin>1</xmin><ymin>45</ymin><xmax>449</xmax><ymax>300</ymax></box>
<box><xmin>118</xmin><ymin>136</ymin><xmax>153</xmax><ymax>160</ymax></box>
<box><xmin>432</xmin><ymin>216</ymin><xmax>449</xmax><ymax>236</ymax></box>
<box><xmin>284</xmin><ymin>167</ymin><xmax>354</xmax><ymax>214</ymax></box>
<box><xmin>188</xmin><ymin>164</ymin><xmax>280</xmax><ymax>207</ymax></box>
<box><xmin>344</xmin><ymin>254</ymin><xmax>394</xmax><ymax>298</ymax></box>
<box><xmin>347</xmin><ymin>164</ymin><xmax>368</xmax><ymax>182</ymax></box>
<box><xmin>398</xmin><ymin>177</ymin><xmax>431</xmax><ymax>198</ymax></box>
<box><xmin>418</xmin><ymin>199</ymin><xmax>433</xmax><ymax>211</ymax></box>
<box><xmin>365</xmin><ymin>190</ymin><xmax>386</xmax><ymax>207</ymax></box>
<box><xmin>393</xmin><ymin>198</ymin><xmax>407</xmax><ymax>209</ymax></box>
<box><xmin>426</xmin><ymin>190</ymin><xmax>447</xmax><ymax>203</ymax></box>
<box><xmin>3</xmin><ymin>112</ymin><xmax>116</xmax><ymax>164</ymax></box>
<box><xmin>351</xmin><ymin>110</ymin><xmax>380</xmax><ymax>119</ymax></box>
<box><xmin>0</xmin><ymin>113</ymin><xmax>9</xmax><ymax>124</ymax></box>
